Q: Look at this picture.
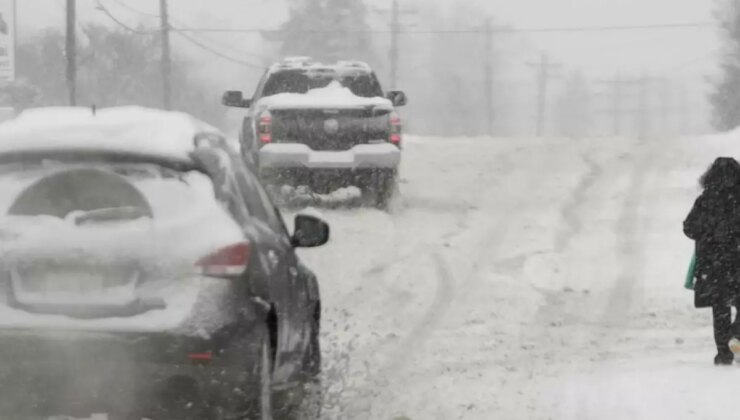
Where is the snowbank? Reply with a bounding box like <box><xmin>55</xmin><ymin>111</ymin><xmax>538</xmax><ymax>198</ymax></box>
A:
<box><xmin>293</xmin><ymin>133</ymin><xmax>740</xmax><ymax>419</ymax></box>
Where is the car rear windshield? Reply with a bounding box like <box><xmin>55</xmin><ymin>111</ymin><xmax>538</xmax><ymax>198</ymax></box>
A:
<box><xmin>0</xmin><ymin>161</ymin><xmax>219</xmax><ymax>222</ymax></box>
<box><xmin>263</xmin><ymin>69</ymin><xmax>384</xmax><ymax>98</ymax></box>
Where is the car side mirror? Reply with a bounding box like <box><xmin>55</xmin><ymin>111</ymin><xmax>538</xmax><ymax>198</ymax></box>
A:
<box><xmin>222</xmin><ymin>90</ymin><xmax>252</xmax><ymax>108</ymax></box>
<box><xmin>386</xmin><ymin>90</ymin><xmax>407</xmax><ymax>107</ymax></box>
<box><xmin>292</xmin><ymin>214</ymin><xmax>330</xmax><ymax>248</ymax></box>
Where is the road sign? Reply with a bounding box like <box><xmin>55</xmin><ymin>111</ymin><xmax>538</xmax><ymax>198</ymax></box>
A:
<box><xmin>0</xmin><ymin>0</ymin><xmax>15</xmax><ymax>84</ymax></box>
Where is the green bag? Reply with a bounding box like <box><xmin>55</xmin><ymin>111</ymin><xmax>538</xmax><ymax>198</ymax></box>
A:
<box><xmin>685</xmin><ymin>253</ymin><xmax>696</xmax><ymax>290</ymax></box>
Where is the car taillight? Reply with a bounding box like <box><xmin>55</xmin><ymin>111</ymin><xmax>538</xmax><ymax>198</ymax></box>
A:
<box><xmin>188</xmin><ymin>352</ymin><xmax>213</xmax><ymax>364</ymax></box>
<box><xmin>390</xmin><ymin>112</ymin><xmax>402</xmax><ymax>145</ymax></box>
<box><xmin>195</xmin><ymin>242</ymin><xmax>251</xmax><ymax>278</ymax></box>
<box><xmin>258</xmin><ymin>111</ymin><xmax>272</xmax><ymax>144</ymax></box>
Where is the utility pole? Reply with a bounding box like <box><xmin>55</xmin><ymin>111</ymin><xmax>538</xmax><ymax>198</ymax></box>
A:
<box><xmin>484</xmin><ymin>19</ymin><xmax>494</xmax><ymax>136</ymax></box>
<box><xmin>596</xmin><ymin>73</ymin><xmax>645</xmax><ymax>137</ymax></box>
<box><xmin>596</xmin><ymin>74</ymin><xmax>653</xmax><ymax>139</ymax></box>
<box><xmin>535</xmin><ymin>53</ymin><xmax>548</xmax><ymax>137</ymax></box>
<box><xmin>65</xmin><ymin>0</ymin><xmax>76</xmax><ymax>106</ymax></box>
<box><xmin>389</xmin><ymin>0</ymin><xmax>400</xmax><ymax>88</ymax></box>
<box><xmin>373</xmin><ymin>0</ymin><xmax>416</xmax><ymax>88</ymax></box>
<box><xmin>529</xmin><ymin>53</ymin><xmax>560</xmax><ymax>137</ymax></box>
<box><xmin>679</xmin><ymin>86</ymin><xmax>690</xmax><ymax>135</ymax></box>
<box><xmin>636</xmin><ymin>74</ymin><xmax>650</xmax><ymax>141</ymax></box>
<box><xmin>597</xmin><ymin>74</ymin><xmax>625</xmax><ymax>136</ymax></box>
<box><xmin>10</xmin><ymin>0</ymin><xmax>16</xmax><ymax>83</ymax></box>
<box><xmin>657</xmin><ymin>78</ymin><xmax>671</xmax><ymax>138</ymax></box>
<box><xmin>159</xmin><ymin>0</ymin><xmax>172</xmax><ymax>110</ymax></box>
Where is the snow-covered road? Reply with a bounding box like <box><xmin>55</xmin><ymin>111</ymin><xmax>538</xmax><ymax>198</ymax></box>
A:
<box><xmin>295</xmin><ymin>134</ymin><xmax>740</xmax><ymax>419</ymax></box>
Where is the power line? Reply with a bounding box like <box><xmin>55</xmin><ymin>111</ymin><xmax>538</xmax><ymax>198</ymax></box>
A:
<box><xmin>95</xmin><ymin>0</ymin><xmax>265</xmax><ymax>67</ymax></box>
<box><xmin>106</xmin><ymin>0</ymin><xmax>159</xmax><ymax>18</ymax></box>
<box><xmin>95</xmin><ymin>0</ymin><xmax>154</xmax><ymax>34</ymax></box>
<box><xmin>173</xmin><ymin>21</ymin><xmax>714</xmax><ymax>35</ymax></box>
<box><xmin>171</xmin><ymin>25</ymin><xmax>271</xmax><ymax>61</ymax></box>
<box><xmin>102</xmin><ymin>0</ymin><xmax>269</xmax><ymax>60</ymax></box>
<box><xmin>172</xmin><ymin>30</ymin><xmax>264</xmax><ymax>69</ymax></box>
<box><xmin>661</xmin><ymin>52</ymin><xmax>719</xmax><ymax>73</ymax></box>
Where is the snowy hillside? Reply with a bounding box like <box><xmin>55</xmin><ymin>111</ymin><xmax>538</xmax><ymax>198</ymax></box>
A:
<box><xmin>293</xmin><ymin>133</ymin><xmax>740</xmax><ymax>419</ymax></box>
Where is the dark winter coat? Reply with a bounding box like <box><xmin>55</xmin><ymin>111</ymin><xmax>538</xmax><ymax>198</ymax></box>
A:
<box><xmin>684</xmin><ymin>185</ymin><xmax>740</xmax><ymax>308</ymax></box>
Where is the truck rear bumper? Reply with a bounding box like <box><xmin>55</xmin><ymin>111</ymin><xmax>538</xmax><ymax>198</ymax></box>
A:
<box><xmin>259</xmin><ymin>143</ymin><xmax>401</xmax><ymax>170</ymax></box>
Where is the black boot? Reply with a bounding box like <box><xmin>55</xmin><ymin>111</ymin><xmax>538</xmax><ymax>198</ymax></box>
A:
<box><xmin>715</xmin><ymin>351</ymin><xmax>734</xmax><ymax>365</ymax></box>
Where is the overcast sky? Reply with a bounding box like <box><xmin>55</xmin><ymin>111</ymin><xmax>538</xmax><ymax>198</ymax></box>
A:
<box><xmin>16</xmin><ymin>0</ymin><xmax>718</xmax><ymax>78</ymax></box>
<box><xmin>13</xmin><ymin>0</ymin><xmax>719</xmax><ymax>131</ymax></box>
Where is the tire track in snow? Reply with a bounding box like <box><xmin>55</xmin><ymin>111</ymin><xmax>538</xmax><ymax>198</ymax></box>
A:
<box><xmin>340</xmin><ymin>254</ymin><xmax>455</xmax><ymax>417</ymax></box>
<box><xmin>345</xmin><ymin>150</ymin><xmax>519</xmax><ymax>353</ymax></box>
<box><xmin>327</xmin><ymin>141</ymin><xmax>566</xmax><ymax>417</ymax></box>
<box><xmin>554</xmin><ymin>154</ymin><xmax>602</xmax><ymax>252</ymax></box>
<box><xmin>601</xmin><ymin>142</ymin><xmax>655</xmax><ymax>326</ymax></box>
<box><xmin>527</xmin><ymin>148</ymin><xmax>604</xmax><ymax>327</ymax></box>
<box><xmin>358</xmin><ymin>151</ymin><xmax>516</xmax><ymax>281</ymax></box>
<box><xmin>376</xmin><ymin>253</ymin><xmax>455</xmax><ymax>376</ymax></box>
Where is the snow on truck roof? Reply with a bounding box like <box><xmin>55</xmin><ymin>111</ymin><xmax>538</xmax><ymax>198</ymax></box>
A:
<box><xmin>0</xmin><ymin>106</ymin><xmax>222</xmax><ymax>162</ymax></box>
<box><xmin>259</xmin><ymin>81</ymin><xmax>393</xmax><ymax>109</ymax></box>
<box><xmin>270</xmin><ymin>57</ymin><xmax>373</xmax><ymax>73</ymax></box>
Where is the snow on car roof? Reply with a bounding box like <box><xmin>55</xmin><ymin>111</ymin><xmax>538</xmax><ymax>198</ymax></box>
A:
<box><xmin>0</xmin><ymin>106</ymin><xmax>221</xmax><ymax>161</ymax></box>
<box><xmin>258</xmin><ymin>80</ymin><xmax>393</xmax><ymax>109</ymax></box>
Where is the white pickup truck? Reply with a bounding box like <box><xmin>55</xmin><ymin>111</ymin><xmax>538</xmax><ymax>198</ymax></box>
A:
<box><xmin>223</xmin><ymin>58</ymin><xmax>407</xmax><ymax>208</ymax></box>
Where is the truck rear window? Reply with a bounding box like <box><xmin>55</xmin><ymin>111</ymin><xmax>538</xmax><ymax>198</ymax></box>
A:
<box><xmin>263</xmin><ymin>69</ymin><xmax>384</xmax><ymax>98</ymax></box>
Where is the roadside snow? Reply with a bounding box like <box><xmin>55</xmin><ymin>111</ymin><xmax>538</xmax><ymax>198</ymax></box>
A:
<box><xmin>293</xmin><ymin>133</ymin><xmax>740</xmax><ymax>419</ymax></box>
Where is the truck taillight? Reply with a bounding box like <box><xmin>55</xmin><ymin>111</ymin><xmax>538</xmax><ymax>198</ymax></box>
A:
<box><xmin>390</xmin><ymin>112</ymin><xmax>402</xmax><ymax>145</ymax></box>
<box><xmin>258</xmin><ymin>111</ymin><xmax>272</xmax><ymax>144</ymax></box>
<box><xmin>195</xmin><ymin>242</ymin><xmax>251</xmax><ymax>278</ymax></box>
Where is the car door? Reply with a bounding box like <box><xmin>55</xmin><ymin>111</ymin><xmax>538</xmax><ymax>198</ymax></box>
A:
<box><xmin>231</xmin><ymin>157</ymin><xmax>314</xmax><ymax>386</ymax></box>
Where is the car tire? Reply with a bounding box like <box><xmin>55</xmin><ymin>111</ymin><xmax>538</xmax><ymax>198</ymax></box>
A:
<box><xmin>371</xmin><ymin>169</ymin><xmax>398</xmax><ymax>210</ymax></box>
<box><xmin>255</xmin><ymin>331</ymin><xmax>275</xmax><ymax>420</ymax></box>
<box><xmin>273</xmin><ymin>316</ymin><xmax>322</xmax><ymax>420</ymax></box>
<box><xmin>212</xmin><ymin>322</ymin><xmax>273</xmax><ymax>420</ymax></box>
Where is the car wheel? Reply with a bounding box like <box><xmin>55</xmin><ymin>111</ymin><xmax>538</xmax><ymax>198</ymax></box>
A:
<box><xmin>214</xmin><ymin>323</ymin><xmax>273</xmax><ymax>420</ymax></box>
<box><xmin>274</xmin><ymin>316</ymin><xmax>322</xmax><ymax>420</ymax></box>
<box><xmin>256</xmin><ymin>332</ymin><xmax>274</xmax><ymax>420</ymax></box>
<box><xmin>372</xmin><ymin>169</ymin><xmax>398</xmax><ymax>210</ymax></box>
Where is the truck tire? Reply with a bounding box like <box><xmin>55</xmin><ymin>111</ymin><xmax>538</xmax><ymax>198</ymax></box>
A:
<box><xmin>371</xmin><ymin>169</ymin><xmax>398</xmax><ymax>210</ymax></box>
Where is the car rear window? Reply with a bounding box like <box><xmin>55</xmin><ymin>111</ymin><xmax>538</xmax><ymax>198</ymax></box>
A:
<box><xmin>0</xmin><ymin>162</ymin><xmax>221</xmax><ymax>221</ymax></box>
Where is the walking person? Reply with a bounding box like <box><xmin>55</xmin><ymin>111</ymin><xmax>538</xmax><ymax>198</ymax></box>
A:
<box><xmin>684</xmin><ymin>157</ymin><xmax>740</xmax><ymax>365</ymax></box>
